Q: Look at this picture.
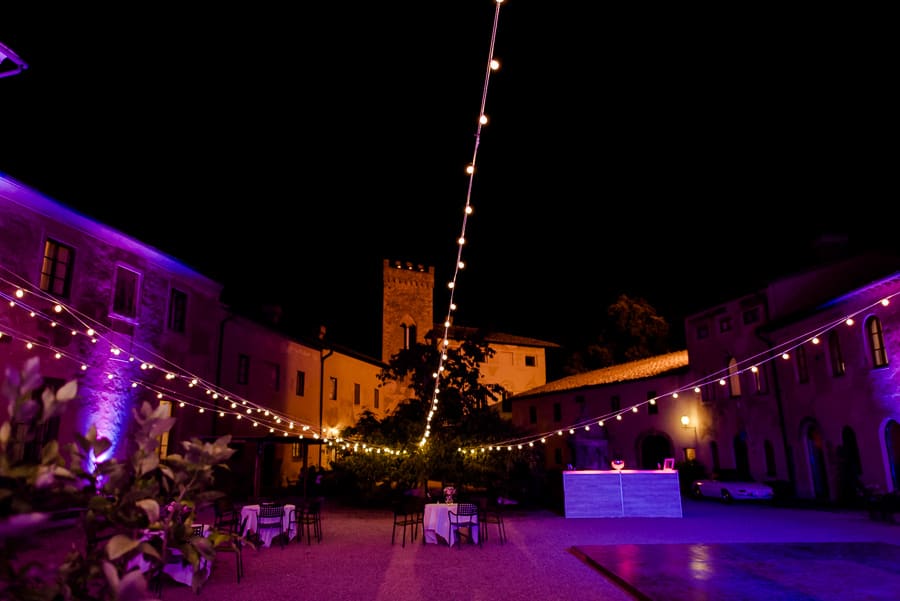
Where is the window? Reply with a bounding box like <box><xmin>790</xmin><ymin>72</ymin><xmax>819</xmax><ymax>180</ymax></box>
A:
<box><xmin>867</xmin><ymin>316</ymin><xmax>888</xmax><ymax>368</ymax></box>
<box><xmin>553</xmin><ymin>402</ymin><xmax>561</xmax><ymax>422</ymax></box>
<box><xmin>611</xmin><ymin>395</ymin><xmax>620</xmax><ymax>412</ymax></box>
<box><xmin>828</xmin><ymin>331</ymin><xmax>845</xmax><ymax>376</ymax></box>
<box><xmin>11</xmin><ymin>377</ymin><xmax>64</xmax><ymax>463</ymax></box>
<box><xmin>743</xmin><ymin>307</ymin><xmax>760</xmax><ymax>325</ymax></box>
<box><xmin>373</xmin><ymin>388</ymin><xmax>380</xmax><ymax>409</ymax></box>
<box><xmin>329</xmin><ymin>376</ymin><xmax>338</xmax><ymax>400</ymax></box>
<box><xmin>647</xmin><ymin>391</ymin><xmax>658</xmax><ymax>415</ymax></box>
<box><xmin>728</xmin><ymin>357</ymin><xmax>741</xmax><ymax>397</ymax></box>
<box><xmin>719</xmin><ymin>317</ymin><xmax>733</xmax><ymax>333</ymax></box>
<box><xmin>167</xmin><ymin>288</ymin><xmax>187</xmax><ymax>333</ymax></box>
<box><xmin>354</xmin><ymin>382</ymin><xmax>361</xmax><ymax>405</ymax></box>
<box><xmin>529</xmin><ymin>405</ymin><xmax>537</xmax><ymax>424</ymax></box>
<box><xmin>40</xmin><ymin>239</ymin><xmax>74</xmax><ymax>298</ymax></box>
<box><xmin>402</xmin><ymin>324</ymin><xmax>417</xmax><ymax>350</ymax></box>
<box><xmin>696</xmin><ymin>324</ymin><xmax>709</xmax><ymax>340</ymax></box>
<box><xmin>264</xmin><ymin>361</ymin><xmax>280</xmax><ymax>391</ymax></box>
<box><xmin>112</xmin><ymin>265</ymin><xmax>140</xmax><ymax>319</ymax></box>
<box><xmin>291</xmin><ymin>443</ymin><xmax>302</xmax><ymax>460</ymax></box>
<box><xmin>524</xmin><ymin>355</ymin><xmax>536</xmax><ymax>367</ymax></box>
<box><xmin>796</xmin><ymin>345</ymin><xmax>809</xmax><ymax>383</ymax></box>
<box><xmin>237</xmin><ymin>354</ymin><xmax>249</xmax><ymax>385</ymax></box>
<box><xmin>296</xmin><ymin>370</ymin><xmax>306</xmax><ymax>396</ymax></box>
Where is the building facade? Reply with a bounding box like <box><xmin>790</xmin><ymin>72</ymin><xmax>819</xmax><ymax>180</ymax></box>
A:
<box><xmin>512</xmin><ymin>253</ymin><xmax>900</xmax><ymax>503</ymax></box>
<box><xmin>1</xmin><ymin>173</ymin><xmax>557</xmax><ymax>500</ymax></box>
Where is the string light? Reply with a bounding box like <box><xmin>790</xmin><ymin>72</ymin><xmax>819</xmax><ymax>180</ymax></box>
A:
<box><xmin>0</xmin><ymin>268</ymin><xmax>328</xmax><ymax>442</ymax></box>
<box><xmin>417</xmin><ymin>0</ymin><xmax>507</xmax><ymax>448</ymax></box>
<box><xmin>454</xmin><ymin>291</ymin><xmax>900</xmax><ymax>453</ymax></box>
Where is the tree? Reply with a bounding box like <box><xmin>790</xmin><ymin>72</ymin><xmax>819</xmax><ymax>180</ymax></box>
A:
<box><xmin>334</xmin><ymin>334</ymin><xmax>541</xmax><ymax>502</ymax></box>
<box><xmin>0</xmin><ymin>357</ymin><xmax>240</xmax><ymax>601</ymax></box>
<box><xmin>563</xmin><ymin>294</ymin><xmax>672</xmax><ymax>375</ymax></box>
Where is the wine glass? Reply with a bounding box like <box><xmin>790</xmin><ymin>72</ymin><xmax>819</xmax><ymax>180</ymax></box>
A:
<box><xmin>611</xmin><ymin>459</ymin><xmax>625</xmax><ymax>471</ymax></box>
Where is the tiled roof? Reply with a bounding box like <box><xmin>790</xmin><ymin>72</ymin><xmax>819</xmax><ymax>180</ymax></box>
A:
<box><xmin>513</xmin><ymin>350</ymin><xmax>689</xmax><ymax>398</ymax></box>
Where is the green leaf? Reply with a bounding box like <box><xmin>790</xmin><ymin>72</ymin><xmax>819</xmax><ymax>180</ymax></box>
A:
<box><xmin>56</xmin><ymin>379</ymin><xmax>78</xmax><ymax>402</ymax></box>
<box><xmin>136</xmin><ymin>498</ymin><xmax>160</xmax><ymax>522</ymax></box>
<box><xmin>117</xmin><ymin>568</ymin><xmax>154</xmax><ymax>601</ymax></box>
<box><xmin>106</xmin><ymin>534</ymin><xmax>141</xmax><ymax>560</ymax></box>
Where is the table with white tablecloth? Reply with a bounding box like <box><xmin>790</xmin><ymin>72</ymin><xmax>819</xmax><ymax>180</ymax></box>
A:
<box><xmin>240</xmin><ymin>503</ymin><xmax>296</xmax><ymax>547</ymax></box>
<box><xmin>423</xmin><ymin>503</ymin><xmax>479</xmax><ymax>546</ymax></box>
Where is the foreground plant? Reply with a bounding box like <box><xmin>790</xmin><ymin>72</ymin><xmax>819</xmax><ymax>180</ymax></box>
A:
<box><xmin>0</xmin><ymin>357</ymin><xmax>238</xmax><ymax>600</ymax></box>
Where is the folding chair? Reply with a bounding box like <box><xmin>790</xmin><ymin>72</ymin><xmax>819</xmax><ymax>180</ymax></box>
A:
<box><xmin>256</xmin><ymin>502</ymin><xmax>286</xmax><ymax>549</ymax></box>
<box><xmin>391</xmin><ymin>497</ymin><xmax>423</xmax><ymax>547</ymax></box>
<box><xmin>447</xmin><ymin>502</ymin><xmax>480</xmax><ymax>549</ymax></box>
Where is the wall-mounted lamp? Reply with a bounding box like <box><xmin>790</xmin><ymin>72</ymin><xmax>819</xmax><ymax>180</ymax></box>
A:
<box><xmin>680</xmin><ymin>415</ymin><xmax>698</xmax><ymax>461</ymax></box>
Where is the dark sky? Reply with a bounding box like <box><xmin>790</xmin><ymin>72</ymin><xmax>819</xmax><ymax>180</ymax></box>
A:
<box><xmin>1</xmin><ymin>3</ymin><xmax>895</xmax><ymax>358</ymax></box>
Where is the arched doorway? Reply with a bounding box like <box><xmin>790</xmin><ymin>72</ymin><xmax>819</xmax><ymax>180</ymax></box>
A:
<box><xmin>884</xmin><ymin>419</ymin><xmax>900</xmax><ymax>491</ymax></box>
<box><xmin>803</xmin><ymin>420</ymin><xmax>830</xmax><ymax>500</ymax></box>
<box><xmin>640</xmin><ymin>433</ymin><xmax>672</xmax><ymax>470</ymax></box>
<box><xmin>733</xmin><ymin>431</ymin><xmax>750</xmax><ymax>478</ymax></box>
<box><xmin>836</xmin><ymin>427</ymin><xmax>863</xmax><ymax>504</ymax></box>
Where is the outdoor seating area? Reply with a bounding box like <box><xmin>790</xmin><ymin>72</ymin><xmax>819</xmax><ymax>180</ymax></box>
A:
<box><xmin>18</xmin><ymin>496</ymin><xmax>900</xmax><ymax>601</ymax></box>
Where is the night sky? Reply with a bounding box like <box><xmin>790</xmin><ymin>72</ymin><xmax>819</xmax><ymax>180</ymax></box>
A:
<box><xmin>1</xmin><ymin>3</ymin><xmax>895</xmax><ymax>359</ymax></box>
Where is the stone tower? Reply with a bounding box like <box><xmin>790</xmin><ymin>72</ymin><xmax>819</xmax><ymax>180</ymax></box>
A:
<box><xmin>382</xmin><ymin>259</ymin><xmax>434</xmax><ymax>363</ymax></box>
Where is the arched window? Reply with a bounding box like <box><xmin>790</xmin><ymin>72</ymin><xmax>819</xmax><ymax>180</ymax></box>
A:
<box><xmin>828</xmin><ymin>330</ymin><xmax>845</xmax><ymax>376</ymax></box>
<box><xmin>728</xmin><ymin>357</ymin><xmax>741</xmax><ymax>397</ymax></box>
<box><xmin>867</xmin><ymin>316</ymin><xmax>888</xmax><ymax>368</ymax></box>
<box><xmin>401</xmin><ymin>323</ymin><xmax>417</xmax><ymax>350</ymax></box>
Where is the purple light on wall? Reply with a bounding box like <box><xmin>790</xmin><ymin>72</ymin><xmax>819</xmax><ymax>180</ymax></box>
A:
<box><xmin>77</xmin><ymin>359</ymin><xmax>134</xmax><ymax>472</ymax></box>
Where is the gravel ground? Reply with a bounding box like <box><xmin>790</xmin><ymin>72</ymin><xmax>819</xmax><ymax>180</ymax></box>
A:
<box><xmin>19</xmin><ymin>497</ymin><xmax>900</xmax><ymax>601</ymax></box>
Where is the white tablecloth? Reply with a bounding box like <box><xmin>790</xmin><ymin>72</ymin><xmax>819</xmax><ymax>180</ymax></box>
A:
<box><xmin>423</xmin><ymin>503</ymin><xmax>479</xmax><ymax>546</ymax></box>
<box><xmin>241</xmin><ymin>503</ymin><xmax>296</xmax><ymax>547</ymax></box>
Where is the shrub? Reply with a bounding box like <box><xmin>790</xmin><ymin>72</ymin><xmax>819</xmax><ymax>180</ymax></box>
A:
<box><xmin>0</xmin><ymin>357</ymin><xmax>237</xmax><ymax>600</ymax></box>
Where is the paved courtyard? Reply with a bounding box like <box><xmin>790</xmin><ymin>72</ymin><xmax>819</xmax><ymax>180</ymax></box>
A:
<box><xmin>24</xmin><ymin>497</ymin><xmax>900</xmax><ymax>600</ymax></box>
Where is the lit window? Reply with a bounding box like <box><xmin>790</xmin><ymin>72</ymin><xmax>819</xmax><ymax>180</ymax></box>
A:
<box><xmin>40</xmin><ymin>238</ymin><xmax>74</xmax><ymax>298</ymax></box>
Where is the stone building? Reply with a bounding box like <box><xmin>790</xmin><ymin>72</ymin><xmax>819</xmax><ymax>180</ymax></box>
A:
<box><xmin>512</xmin><ymin>252</ymin><xmax>900</xmax><ymax>502</ymax></box>
<box><xmin>1</xmin><ymin>173</ymin><xmax>558</xmax><ymax>499</ymax></box>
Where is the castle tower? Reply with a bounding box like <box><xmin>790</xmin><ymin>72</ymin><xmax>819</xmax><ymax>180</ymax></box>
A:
<box><xmin>382</xmin><ymin>259</ymin><xmax>434</xmax><ymax>363</ymax></box>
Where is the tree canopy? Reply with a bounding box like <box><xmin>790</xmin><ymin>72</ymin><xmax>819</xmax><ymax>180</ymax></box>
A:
<box><xmin>334</xmin><ymin>333</ymin><xmax>541</xmax><ymax>503</ymax></box>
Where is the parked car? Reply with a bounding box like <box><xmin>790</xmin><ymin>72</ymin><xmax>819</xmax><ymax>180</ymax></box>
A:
<box><xmin>691</xmin><ymin>470</ymin><xmax>775</xmax><ymax>503</ymax></box>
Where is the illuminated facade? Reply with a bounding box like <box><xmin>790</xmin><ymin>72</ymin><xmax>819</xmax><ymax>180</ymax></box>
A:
<box><xmin>513</xmin><ymin>253</ymin><xmax>900</xmax><ymax>502</ymax></box>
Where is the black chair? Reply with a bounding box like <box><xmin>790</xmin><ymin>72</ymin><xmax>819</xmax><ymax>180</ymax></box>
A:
<box><xmin>256</xmin><ymin>502</ymin><xmax>286</xmax><ymax>549</ymax></box>
<box><xmin>213</xmin><ymin>514</ymin><xmax>249</xmax><ymax>583</ymax></box>
<box><xmin>293</xmin><ymin>499</ymin><xmax>323</xmax><ymax>545</ymax></box>
<box><xmin>213</xmin><ymin>497</ymin><xmax>239</xmax><ymax>530</ymax></box>
<box><xmin>391</xmin><ymin>497</ymin><xmax>424</xmax><ymax>547</ymax></box>
<box><xmin>476</xmin><ymin>495</ymin><xmax>507</xmax><ymax>544</ymax></box>
<box><xmin>447</xmin><ymin>502</ymin><xmax>480</xmax><ymax>549</ymax></box>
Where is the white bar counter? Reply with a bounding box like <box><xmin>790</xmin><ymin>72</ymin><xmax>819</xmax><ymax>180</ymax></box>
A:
<box><xmin>562</xmin><ymin>469</ymin><xmax>683</xmax><ymax>518</ymax></box>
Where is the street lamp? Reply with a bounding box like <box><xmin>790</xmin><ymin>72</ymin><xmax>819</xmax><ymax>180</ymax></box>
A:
<box><xmin>680</xmin><ymin>415</ymin><xmax>698</xmax><ymax>462</ymax></box>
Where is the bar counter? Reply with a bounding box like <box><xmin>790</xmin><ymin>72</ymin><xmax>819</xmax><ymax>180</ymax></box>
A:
<box><xmin>562</xmin><ymin>469</ymin><xmax>683</xmax><ymax>518</ymax></box>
